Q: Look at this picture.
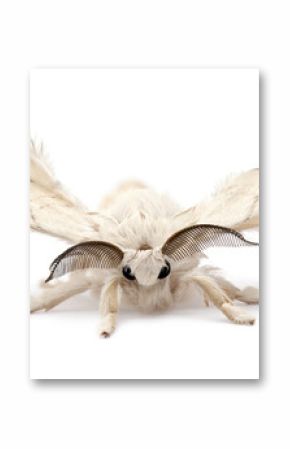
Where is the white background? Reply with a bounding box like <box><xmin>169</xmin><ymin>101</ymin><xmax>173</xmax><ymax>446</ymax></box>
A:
<box><xmin>0</xmin><ymin>0</ymin><xmax>288</xmax><ymax>448</ymax></box>
<box><xmin>30</xmin><ymin>68</ymin><xmax>259</xmax><ymax>379</ymax></box>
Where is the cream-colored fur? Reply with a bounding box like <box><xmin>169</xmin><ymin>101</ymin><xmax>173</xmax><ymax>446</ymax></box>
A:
<box><xmin>30</xmin><ymin>141</ymin><xmax>100</xmax><ymax>242</ymax></box>
<box><xmin>98</xmin><ymin>279</ymin><xmax>121</xmax><ymax>337</ymax></box>
<box><xmin>173</xmin><ymin>169</ymin><xmax>259</xmax><ymax>231</ymax></box>
<box><xmin>30</xmin><ymin>143</ymin><xmax>259</xmax><ymax>336</ymax></box>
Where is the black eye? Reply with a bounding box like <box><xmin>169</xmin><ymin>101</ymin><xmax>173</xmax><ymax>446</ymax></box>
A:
<box><xmin>122</xmin><ymin>265</ymin><xmax>136</xmax><ymax>281</ymax></box>
<box><xmin>158</xmin><ymin>261</ymin><xmax>171</xmax><ymax>279</ymax></box>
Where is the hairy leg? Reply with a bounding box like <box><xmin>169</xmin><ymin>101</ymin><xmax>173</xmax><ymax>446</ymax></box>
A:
<box><xmin>99</xmin><ymin>279</ymin><xmax>121</xmax><ymax>338</ymax></box>
<box><xmin>212</xmin><ymin>275</ymin><xmax>259</xmax><ymax>304</ymax></box>
<box><xmin>192</xmin><ymin>275</ymin><xmax>256</xmax><ymax>325</ymax></box>
<box><xmin>235</xmin><ymin>286</ymin><xmax>259</xmax><ymax>304</ymax></box>
<box><xmin>30</xmin><ymin>271</ymin><xmax>93</xmax><ymax>312</ymax></box>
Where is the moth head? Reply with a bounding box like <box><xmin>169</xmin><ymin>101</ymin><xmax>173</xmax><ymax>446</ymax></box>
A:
<box><xmin>122</xmin><ymin>248</ymin><xmax>171</xmax><ymax>287</ymax></box>
<box><xmin>45</xmin><ymin>225</ymin><xmax>258</xmax><ymax>285</ymax></box>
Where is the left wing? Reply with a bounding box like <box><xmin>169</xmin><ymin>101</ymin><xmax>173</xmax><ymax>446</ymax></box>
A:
<box><xmin>173</xmin><ymin>169</ymin><xmax>259</xmax><ymax>232</ymax></box>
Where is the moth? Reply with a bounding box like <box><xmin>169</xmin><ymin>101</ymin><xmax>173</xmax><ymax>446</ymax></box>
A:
<box><xmin>30</xmin><ymin>143</ymin><xmax>259</xmax><ymax>337</ymax></box>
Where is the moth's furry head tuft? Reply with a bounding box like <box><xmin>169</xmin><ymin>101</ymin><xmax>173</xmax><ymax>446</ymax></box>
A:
<box><xmin>122</xmin><ymin>249</ymin><xmax>168</xmax><ymax>287</ymax></box>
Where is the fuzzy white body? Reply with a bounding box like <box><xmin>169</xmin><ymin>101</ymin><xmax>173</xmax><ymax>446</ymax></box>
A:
<box><xmin>95</xmin><ymin>183</ymin><xmax>197</xmax><ymax>311</ymax></box>
<box><xmin>30</xmin><ymin>144</ymin><xmax>259</xmax><ymax>336</ymax></box>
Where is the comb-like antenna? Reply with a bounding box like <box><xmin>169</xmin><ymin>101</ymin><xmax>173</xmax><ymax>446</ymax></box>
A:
<box><xmin>162</xmin><ymin>224</ymin><xmax>258</xmax><ymax>261</ymax></box>
<box><xmin>45</xmin><ymin>241</ymin><xmax>124</xmax><ymax>282</ymax></box>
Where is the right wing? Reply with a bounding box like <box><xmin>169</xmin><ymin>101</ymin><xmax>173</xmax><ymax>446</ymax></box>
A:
<box><xmin>30</xmin><ymin>141</ymin><xmax>100</xmax><ymax>243</ymax></box>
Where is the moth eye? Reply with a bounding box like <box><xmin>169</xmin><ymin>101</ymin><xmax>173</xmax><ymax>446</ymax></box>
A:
<box><xmin>158</xmin><ymin>261</ymin><xmax>171</xmax><ymax>280</ymax></box>
<box><xmin>122</xmin><ymin>265</ymin><xmax>136</xmax><ymax>281</ymax></box>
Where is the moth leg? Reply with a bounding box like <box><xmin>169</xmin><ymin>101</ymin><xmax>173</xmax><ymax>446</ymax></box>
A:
<box><xmin>210</xmin><ymin>274</ymin><xmax>259</xmax><ymax>304</ymax></box>
<box><xmin>192</xmin><ymin>275</ymin><xmax>256</xmax><ymax>325</ymax></box>
<box><xmin>99</xmin><ymin>280</ymin><xmax>121</xmax><ymax>338</ymax></box>
<box><xmin>30</xmin><ymin>271</ymin><xmax>92</xmax><ymax>312</ymax></box>
<box><xmin>235</xmin><ymin>286</ymin><xmax>259</xmax><ymax>304</ymax></box>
